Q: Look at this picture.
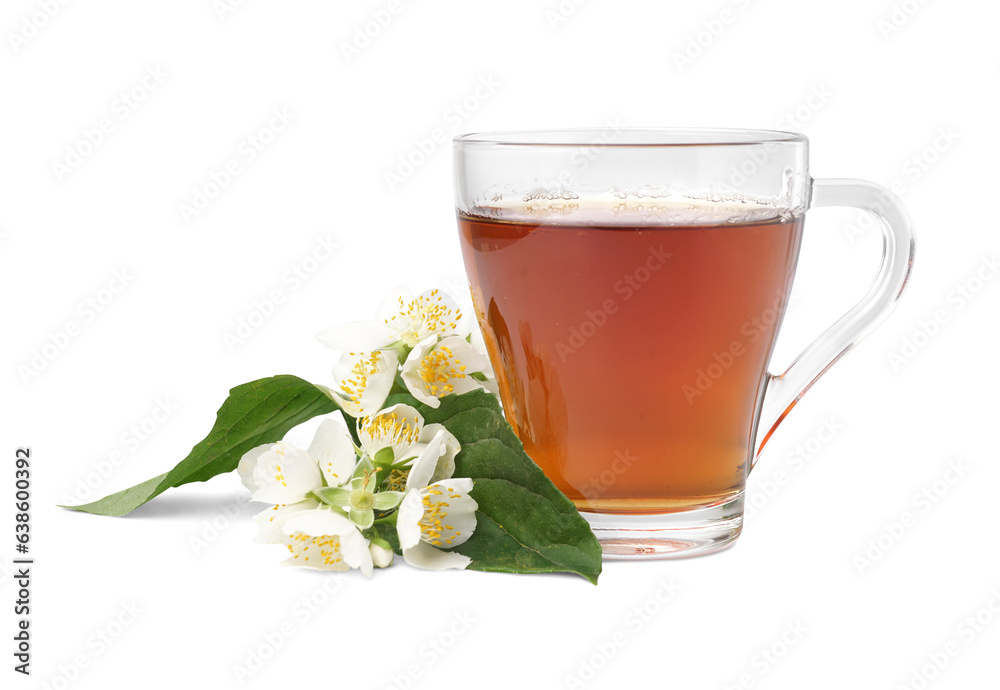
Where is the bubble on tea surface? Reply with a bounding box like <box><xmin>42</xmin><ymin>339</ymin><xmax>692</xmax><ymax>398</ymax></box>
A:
<box><xmin>465</xmin><ymin>188</ymin><xmax>801</xmax><ymax>227</ymax></box>
<box><xmin>522</xmin><ymin>188</ymin><xmax>580</xmax><ymax>202</ymax></box>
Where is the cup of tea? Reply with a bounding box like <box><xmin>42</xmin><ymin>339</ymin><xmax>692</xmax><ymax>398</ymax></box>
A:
<box><xmin>453</xmin><ymin>128</ymin><xmax>914</xmax><ymax>559</ymax></box>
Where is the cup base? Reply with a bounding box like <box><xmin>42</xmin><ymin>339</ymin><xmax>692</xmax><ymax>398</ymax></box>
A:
<box><xmin>582</xmin><ymin>493</ymin><xmax>744</xmax><ymax>560</ymax></box>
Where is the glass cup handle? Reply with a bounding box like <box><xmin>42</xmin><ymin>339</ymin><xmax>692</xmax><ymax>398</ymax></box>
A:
<box><xmin>752</xmin><ymin>178</ymin><xmax>916</xmax><ymax>468</ymax></box>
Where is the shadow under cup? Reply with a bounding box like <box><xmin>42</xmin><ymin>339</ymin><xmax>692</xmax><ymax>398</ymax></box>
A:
<box><xmin>453</xmin><ymin>128</ymin><xmax>912</xmax><ymax>559</ymax></box>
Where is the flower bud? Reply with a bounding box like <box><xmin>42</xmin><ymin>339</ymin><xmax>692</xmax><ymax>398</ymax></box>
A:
<box><xmin>370</xmin><ymin>541</ymin><xmax>394</xmax><ymax>568</ymax></box>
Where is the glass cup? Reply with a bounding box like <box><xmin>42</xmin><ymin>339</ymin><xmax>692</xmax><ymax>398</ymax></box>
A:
<box><xmin>453</xmin><ymin>129</ymin><xmax>914</xmax><ymax>559</ymax></box>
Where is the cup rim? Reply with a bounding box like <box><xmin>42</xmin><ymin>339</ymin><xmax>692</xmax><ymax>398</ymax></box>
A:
<box><xmin>453</xmin><ymin>127</ymin><xmax>808</xmax><ymax>148</ymax></box>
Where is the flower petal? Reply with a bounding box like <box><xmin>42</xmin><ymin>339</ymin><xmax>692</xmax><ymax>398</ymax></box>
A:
<box><xmin>339</xmin><ymin>525</ymin><xmax>374</xmax><ymax>577</ymax></box>
<box><xmin>280</xmin><ymin>508</ymin><xmax>373</xmax><ymax>575</ymax></box>
<box><xmin>468</xmin><ymin>327</ymin><xmax>499</xmax><ymax>394</ymax></box>
<box><xmin>282</xmin><ymin>507</ymin><xmax>357</xmax><ymax>537</ymax></box>
<box><xmin>252</xmin><ymin>500</ymin><xmax>318</xmax><ymax>544</ymax></box>
<box><xmin>446</xmin><ymin>375</ymin><xmax>487</xmax><ymax>397</ymax></box>
<box><xmin>237</xmin><ymin>443</ymin><xmax>273</xmax><ymax>495</ymax></box>
<box><xmin>395</xmin><ymin>443</ymin><xmax>427</xmax><ymax>466</ymax></box>
<box><xmin>402</xmin><ymin>540</ymin><xmax>471</xmax><ymax>571</ymax></box>
<box><xmin>417</xmin><ymin>424</ymin><xmax>460</xmax><ymax>483</ymax></box>
<box><xmin>317</xmin><ymin>320</ymin><xmax>396</xmax><ymax>352</ymax></box>
<box><xmin>422</xmin><ymin>479</ymin><xmax>477</xmax><ymax>547</ymax></box>
<box><xmin>249</xmin><ymin>442</ymin><xmax>323</xmax><ymax>504</ymax></box>
<box><xmin>308</xmin><ymin>419</ymin><xmax>357</xmax><ymax>488</ymax></box>
<box><xmin>280</xmin><ymin>508</ymin><xmax>358</xmax><ymax>571</ymax></box>
<box><xmin>376</xmin><ymin>287</ymin><xmax>467</xmax><ymax>346</ymax></box>
<box><xmin>469</xmin><ymin>323</ymin><xmax>490</xmax><ymax>357</ymax></box>
<box><xmin>332</xmin><ymin>350</ymin><xmax>398</xmax><ymax>418</ymax></box>
<box><xmin>401</xmin><ymin>335</ymin><xmax>492</xmax><ymax>407</ymax></box>
<box><xmin>357</xmin><ymin>403</ymin><xmax>424</xmax><ymax>460</ymax></box>
<box><xmin>374</xmin><ymin>286</ymin><xmax>415</xmax><ymax>326</ymax></box>
<box><xmin>280</xmin><ymin>539</ymin><xmax>350</xmax><ymax>571</ymax></box>
<box><xmin>437</xmin><ymin>336</ymin><xmax>490</xmax><ymax>376</ymax></box>
<box><xmin>478</xmin><ymin>373</ymin><xmax>500</xmax><ymax>396</ymax></box>
<box><xmin>427</xmin><ymin>288</ymin><xmax>470</xmax><ymax>337</ymax></box>
<box><xmin>280</xmin><ymin>411</ymin><xmax>343</xmax><ymax>449</ymax></box>
<box><xmin>405</xmin><ymin>430</ymin><xmax>448</xmax><ymax>491</ymax></box>
<box><xmin>400</xmin><ymin>336</ymin><xmax>442</xmax><ymax>408</ymax></box>
<box><xmin>396</xmin><ymin>490</ymin><xmax>424</xmax><ymax>550</ymax></box>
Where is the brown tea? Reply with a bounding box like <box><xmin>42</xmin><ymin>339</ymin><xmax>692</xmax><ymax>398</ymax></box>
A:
<box><xmin>458</xmin><ymin>201</ymin><xmax>803</xmax><ymax>514</ymax></box>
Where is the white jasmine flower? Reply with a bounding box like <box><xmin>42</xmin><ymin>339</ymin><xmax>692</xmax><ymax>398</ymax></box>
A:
<box><xmin>357</xmin><ymin>403</ymin><xmax>460</xmax><ymax>473</ymax></box>
<box><xmin>331</xmin><ymin>349</ymin><xmax>398</xmax><ymax>418</ymax></box>
<box><xmin>401</xmin><ymin>335</ymin><xmax>494</xmax><ymax>408</ymax></box>
<box><xmin>396</xmin><ymin>430</ymin><xmax>478</xmax><ymax>570</ymax></box>
<box><xmin>238</xmin><ymin>414</ymin><xmax>396</xmax><ymax>577</ymax></box>
<box><xmin>280</xmin><ymin>508</ymin><xmax>374</xmax><ymax>576</ymax></box>
<box><xmin>238</xmin><ymin>441</ymin><xmax>319</xmax><ymax>505</ymax></box>
<box><xmin>305</xmin><ymin>417</ymin><xmax>360</xmax><ymax>488</ymax></box>
<box><xmin>357</xmin><ymin>403</ymin><xmax>423</xmax><ymax>460</ymax></box>
<box><xmin>317</xmin><ymin>287</ymin><xmax>466</xmax><ymax>352</ymax></box>
<box><xmin>237</xmin><ymin>419</ymin><xmax>357</xmax><ymax>504</ymax></box>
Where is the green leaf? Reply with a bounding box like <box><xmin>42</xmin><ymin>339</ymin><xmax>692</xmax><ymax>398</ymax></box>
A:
<box><xmin>61</xmin><ymin>375</ymin><xmax>349</xmax><ymax>517</ymax></box>
<box><xmin>383</xmin><ymin>392</ymin><xmax>422</xmax><ymax>409</ymax></box>
<box><xmin>364</xmin><ymin>523</ymin><xmax>401</xmax><ymax>555</ymax></box>
<box><xmin>418</xmin><ymin>391</ymin><xmax>602</xmax><ymax>584</ymax></box>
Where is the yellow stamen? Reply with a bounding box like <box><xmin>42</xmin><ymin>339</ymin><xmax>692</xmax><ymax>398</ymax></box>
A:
<box><xmin>360</xmin><ymin>411</ymin><xmax>420</xmax><ymax>453</ymax></box>
<box><xmin>340</xmin><ymin>351</ymin><xmax>386</xmax><ymax>407</ymax></box>
<box><xmin>385</xmin><ymin>292</ymin><xmax>463</xmax><ymax>344</ymax></box>
<box><xmin>418</xmin><ymin>345</ymin><xmax>468</xmax><ymax>399</ymax></box>
<box><xmin>417</xmin><ymin>488</ymin><xmax>464</xmax><ymax>546</ymax></box>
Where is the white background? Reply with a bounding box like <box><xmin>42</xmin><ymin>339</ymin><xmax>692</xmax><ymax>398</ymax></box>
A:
<box><xmin>2</xmin><ymin>1</ymin><xmax>998</xmax><ymax>688</ymax></box>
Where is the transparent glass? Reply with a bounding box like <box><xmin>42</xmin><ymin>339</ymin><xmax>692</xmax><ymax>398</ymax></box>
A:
<box><xmin>453</xmin><ymin>128</ymin><xmax>915</xmax><ymax>559</ymax></box>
